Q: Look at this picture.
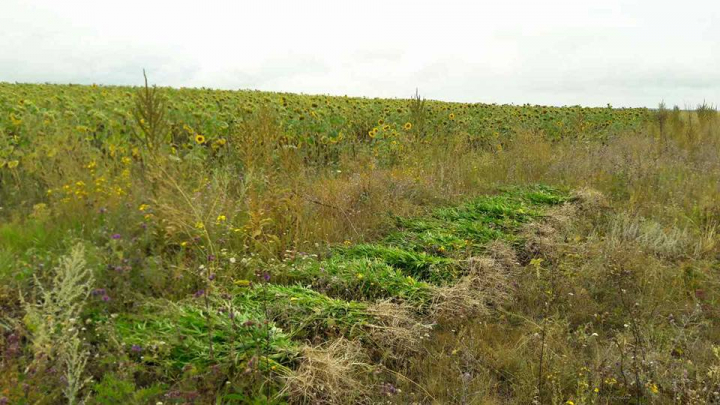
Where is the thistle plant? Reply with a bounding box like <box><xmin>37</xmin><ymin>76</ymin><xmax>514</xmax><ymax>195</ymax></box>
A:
<box><xmin>133</xmin><ymin>70</ymin><xmax>169</xmax><ymax>156</ymax></box>
<box><xmin>409</xmin><ymin>89</ymin><xmax>428</xmax><ymax>138</ymax></box>
<box><xmin>21</xmin><ymin>243</ymin><xmax>94</xmax><ymax>404</ymax></box>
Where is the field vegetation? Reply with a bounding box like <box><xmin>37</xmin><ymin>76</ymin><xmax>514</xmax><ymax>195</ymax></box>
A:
<box><xmin>0</xmin><ymin>81</ymin><xmax>718</xmax><ymax>404</ymax></box>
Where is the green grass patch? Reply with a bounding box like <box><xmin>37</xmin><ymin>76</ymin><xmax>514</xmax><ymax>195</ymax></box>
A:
<box><xmin>336</xmin><ymin>243</ymin><xmax>458</xmax><ymax>283</ymax></box>
<box><xmin>113</xmin><ymin>298</ymin><xmax>297</xmax><ymax>373</ymax></box>
<box><xmin>235</xmin><ymin>284</ymin><xmax>376</xmax><ymax>339</ymax></box>
<box><xmin>281</xmin><ymin>256</ymin><xmax>433</xmax><ymax>305</ymax></box>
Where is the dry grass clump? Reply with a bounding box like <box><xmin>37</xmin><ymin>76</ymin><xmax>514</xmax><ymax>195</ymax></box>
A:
<box><xmin>606</xmin><ymin>212</ymin><xmax>693</xmax><ymax>259</ymax></box>
<box><xmin>284</xmin><ymin>338</ymin><xmax>371</xmax><ymax>404</ymax></box>
<box><xmin>430</xmin><ymin>257</ymin><xmax>513</xmax><ymax>321</ymax></box>
<box><xmin>571</xmin><ymin>187</ymin><xmax>610</xmax><ymax>213</ymax></box>
<box><xmin>485</xmin><ymin>240</ymin><xmax>520</xmax><ymax>270</ymax></box>
<box><xmin>365</xmin><ymin>300</ymin><xmax>433</xmax><ymax>358</ymax></box>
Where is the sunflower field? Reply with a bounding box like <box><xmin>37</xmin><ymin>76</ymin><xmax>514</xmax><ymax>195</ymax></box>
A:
<box><xmin>2</xmin><ymin>82</ymin><xmax>719</xmax><ymax>404</ymax></box>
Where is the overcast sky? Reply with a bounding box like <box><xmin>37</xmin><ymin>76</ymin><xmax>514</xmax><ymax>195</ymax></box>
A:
<box><xmin>2</xmin><ymin>0</ymin><xmax>718</xmax><ymax>107</ymax></box>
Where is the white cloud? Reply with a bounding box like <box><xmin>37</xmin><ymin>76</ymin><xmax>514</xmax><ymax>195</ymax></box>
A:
<box><xmin>1</xmin><ymin>0</ymin><xmax>718</xmax><ymax>107</ymax></box>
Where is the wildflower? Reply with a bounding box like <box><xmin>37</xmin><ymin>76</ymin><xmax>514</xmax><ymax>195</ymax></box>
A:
<box><xmin>195</xmin><ymin>222</ymin><xmax>205</xmax><ymax>229</ymax></box>
<box><xmin>111</xmin><ymin>233</ymin><xmax>121</xmax><ymax>240</ymax></box>
<box><xmin>262</xmin><ymin>273</ymin><xmax>271</xmax><ymax>282</ymax></box>
<box><xmin>208</xmin><ymin>254</ymin><xmax>216</xmax><ymax>261</ymax></box>
<box><xmin>195</xmin><ymin>134</ymin><xmax>206</xmax><ymax>144</ymax></box>
<box><xmin>102</xmin><ymin>295</ymin><xmax>111</xmax><ymax>302</ymax></box>
<box><xmin>216</xmin><ymin>214</ymin><xmax>227</xmax><ymax>222</ymax></box>
<box><xmin>121</xmin><ymin>156</ymin><xmax>132</xmax><ymax>165</ymax></box>
<box><xmin>648</xmin><ymin>383</ymin><xmax>659</xmax><ymax>394</ymax></box>
<box><xmin>131</xmin><ymin>344</ymin><xmax>142</xmax><ymax>353</ymax></box>
<box><xmin>193</xmin><ymin>289</ymin><xmax>205</xmax><ymax>298</ymax></box>
<box><xmin>215</xmin><ymin>138</ymin><xmax>226</xmax><ymax>146</ymax></box>
<box><xmin>565</xmin><ymin>401</ymin><xmax>575</xmax><ymax>405</ymax></box>
<box><xmin>139</xmin><ymin>204</ymin><xmax>150</xmax><ymax>211</ymax></box>
<box><xmin>181</xmin><ymin>241</ymin><xmax>188</xmax><ymax>247</ymax></box>
<box><xmin>356</xmin><ymin>273</ymin><xmax>364</xmax><ymax>280</ymax></box>
<box><xmin>403</xmin><ymin>122</ymin><xmax>412</xmax><ymax>130</ymax></box>
<box><xmin>229</xmin><ymin>257</ymin><xmax>236</xmax><ymax>264</ymax></box>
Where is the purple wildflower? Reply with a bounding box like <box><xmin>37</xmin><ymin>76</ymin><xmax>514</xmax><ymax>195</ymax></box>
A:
<box><xmin>92</xmin><ymin>288</ymin><xmax>106</xmax><ymax>296</ymax></box>
<box><xmin>102</xmin><ymin>294</ymin><xmax>111</xmax><ymax>302</ymax></box>
<box><xmin>207</xmin><ymin>254</ymin><xmax>216</xmax><ymax>261</ymax></box>
<box><xmin>194</xmin><ymin>289</ymin><xmax>205</xmax><ymax>298</ymax></box>
<box><xmin>111</xmin><ymin>233</ymin><xmax>121</xmax><ymax>240</ymax></box>
<box><xmin>262</xmin><ymin>272</ymin><xmax>271</xmax><ymax>282</ymax></box>
<box><xmin>380</xmin><ymin>382</ymin><xmax>398</xmax><ymax>396</ymax></box>
<box><xmin>208</xmin><ymin>273</ymin><xmax>216</xmax><ymax>281</ymax></box>
<box><xmin>131</xmin><ymin>344</ymin><xmax>142</xmax><ymax>353</ymax></box>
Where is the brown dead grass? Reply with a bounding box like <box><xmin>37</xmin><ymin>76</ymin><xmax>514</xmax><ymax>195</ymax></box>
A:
<box><xmin>284</xmin><ymin>338</ymin><xmax>371</xmax><ymax>404</ymax></box>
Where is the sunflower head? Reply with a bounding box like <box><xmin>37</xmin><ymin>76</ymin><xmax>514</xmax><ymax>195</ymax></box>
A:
<box><xmin>403</xmin><ymin>122</ymin><xmax>412</xmax><ymax>130</ymax></box>
<box><xmin>195</xmin><ymin>134</ymin><xmax>206</xmax><ymax>144</ymax></box>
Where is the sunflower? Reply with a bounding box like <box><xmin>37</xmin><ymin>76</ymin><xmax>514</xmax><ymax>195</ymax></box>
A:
<box><xmin>449</xmin><ymin>113</ymin><xmax>455</xmax><ymax>120</ymax></box>
<box><xmin>195</xmin><ymin>134</ymin><xmax>206</xmax><ymax>144</ymax></box>
<box><xmin>403</xmin><ymin>122</ymin><xmax>412</xmax><ymax>130</ymax></box>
